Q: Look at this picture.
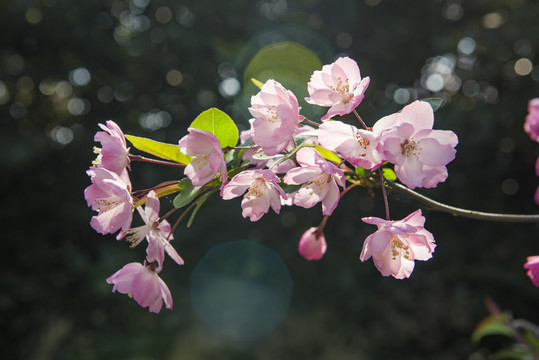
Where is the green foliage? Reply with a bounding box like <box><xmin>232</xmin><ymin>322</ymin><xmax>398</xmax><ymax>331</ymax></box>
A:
<box><xmin>382</xmin><ymin>167</ymin><xmax>397</xmax><ymax>181</ymax></box>
<box><xmin>251</xmin><ymin>78</ymin><xmax>264</xmax><ymax>89</ymax></box>
<box><xmin>491</xmin><ymin>348</ymin><xmax>530</xmax><ymax>360</ymax></box>
<box><xmin>125</xmin><ymin>135</ymin><xmax>191</xmax><ymax>165</ymax></box>
<box><xmin>471</xmin><ymin>313</ymin><xmax>515</xmax><ymax>344</ymax></box>
<box><xmin>173</xmin><ymin>178</ymin><xmax>201</xmax><ymax>208</ymax></box>
<box><xmin>190</xmin><ymin>108</ymin><xmax>239</xmax><ymax>149</ymax></box>
<box><xmin>187</xmin><ymin>189</ymin><xmax>216</xmax><ymax>228</ymax></box>
<box><xmin>314</xmin><ymin>145</ymin><xmax>341</xmax><ymax>164</ymax></box>
<box><xmin>280</xmin><ymin>184</ymin><xmax>302</xmax><ymax>194</ymax></box>
<box><xmin>422</xmin><ymin>98</ymin><xmax>443</xmax><ymax>112</ymax></box>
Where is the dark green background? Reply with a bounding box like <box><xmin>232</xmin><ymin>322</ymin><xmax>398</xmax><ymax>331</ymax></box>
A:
<box><xmin>2</xmin><ymin>0</ymin><xmax>539</xmax><ymax>358</ymax></box>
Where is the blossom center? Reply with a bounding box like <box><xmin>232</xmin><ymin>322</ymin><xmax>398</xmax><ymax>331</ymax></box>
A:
<box><xmin>263</xmin><ymin>105</ymin><xmax>279</xmax><ymax>123</ymax></box>
<box><xmin>95</xmin><ymin>196</ymin><xmax>124</xmax><ymax>213</ymax></box>
<box><xmin>193</xmin><ymin>154</ymin><xmax>209</xmax><ymax>170</ymax></box>
<box><xmin>401</xmin><ymin>138</ymin><xmax>421</xmax><ymax>157</ymax></box>
<box><xmin>355</xmin><ymin>131</ymin><xmax>370</xmax><ymax>157</ymax></box>
<box><xmin>245</xmin><ymin>177</ymin><xmax>267</xmax><ymax>200</ymax></box>
<box><xmin>332</xmin><ymin>77</ymin><xmax>351</xmax><ymax>103</ymax></box>
<box><xmin>390</xmin><ymin>235</ymin><xmax>410</xmax><ymax>260</ymax></box>
<box><xmin>306</xmin><ymin>173</ymin><xmax>330</xmax><ymax>195</ymax></box>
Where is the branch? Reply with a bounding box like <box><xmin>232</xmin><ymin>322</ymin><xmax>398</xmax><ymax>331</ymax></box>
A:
<box><xmin>385</xmin><ymin>181</ymin><xmax>539</xmax><ymax>223</ymax></box>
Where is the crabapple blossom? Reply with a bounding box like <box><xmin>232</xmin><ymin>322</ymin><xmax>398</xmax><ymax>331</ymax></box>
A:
<box><xmin>248</xmin><ymin>79</ymin><xmax>300</xmax><ymax>156</ymax></box>
<box><xmin>123</xmin><ymin>191</ymin><xmax>184</xmax><ymax>266</ymax></box>
<box><xmin>298</xmin><ymin>227</ymin><xmax>327</xmax><ymax>260</ymax></box>
<box><xmin>84</xmin><ymin>167</ymin><xmax>133</xmax><ymax>238</ymax></box>
<box><xmin>93</xmin><ymin>120</ymin><xmax>130</xmax><ymax>178</ymax></box>
<box><xmin>360</xmin><ymin>209</ymin><xmax>436</xmax><ymax>279</ymax></box>
<box><xmin>305</xmin><ymin>56</ymin><xmax>370</xmax><ymax>121</ymax></box>
<box><xmin>239</xmin><ymin>129</ymin><xmax>296</xmax><ymax>173</ymax></box>
<box><xmin>524</xmin><ymin>256</ymin><xmax>539</xmax><ymax>286</ymax></box>
<box><xmin>524</xmin><ymin>98</ymin><xmax>539</xmax><ymax>142</ymax></box>
<box><xmin>179</xmin><ymin>128</ymin><xmax>227</xmax><ymax>188</ymax></box>
<box><xmin>535</xmin><ymin>158</ymin><xmax>539</xmax><ymax>205</ymax></box>
<box><xmin>374</xmin><ymin>100</ymin><xmax>458</xmax><ymax>189</ymax></box>
<box><xmin>106</xmin><ymin>262</ymin><xmax>173</xmax><ymax>313</ymax></box>
<box><xmin>283</xmin><ymin>147</ymin><xmax>345</xmax><ymax>216</ymax></box>
<box><xmin>221</xmin><ymin>169</ymin><xmax>286</xmax><ymax>221</ymax></box>
<box><xmin>318</xmin><ymin>120</ymin><xmax>384</xmax><ymax>170</ymax></box>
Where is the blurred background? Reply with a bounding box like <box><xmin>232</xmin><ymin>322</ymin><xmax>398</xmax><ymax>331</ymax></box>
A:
<box><xmin>2</xmin><ymin>0</ymin><xmax>539</xmax><ymax>359</ymax></box>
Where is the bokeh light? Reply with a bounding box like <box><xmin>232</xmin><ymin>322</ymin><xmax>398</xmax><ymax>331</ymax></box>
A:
<box><xmin>190</xmin><ymin>240</ymin><xmax>293</xmax><ymax>340</ymax></box>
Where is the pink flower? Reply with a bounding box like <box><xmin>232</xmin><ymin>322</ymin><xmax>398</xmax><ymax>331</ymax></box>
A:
<box><xmin>283</xmin><ymin>147</ymin><xmax>345</xmax><ymax>216</ymax></box>
<box><xmin>248</xmin><ymin>79</ymin><xmax>300</xmax><ymax>156</ymax></box>
<box><xmin>239</xmin><ymin>129</ymin><xmax>296</xmax><ymax>173</ymax></box>
<box><xmin>360</xmin><ymin>209</ymin><xmax>436</xmax><ymax>279</ymax></box>
<box><xmin>318</xmin><ymin>120</ymin><xmax>384</xmax><ymax>170</ymax></box>
<box><xmin>221</xmin><ymin>169</ymin><xmax>286</xmax><ymax>221</ymax></box>
<box><xmin>535</xmin><ymin>158</ymin><xmax>539</xmax><ymax>205</ymax></box>
<box><xmin>93</xmin><ymin>120</ymin><xmax>130</xmax><ymax>177</ymax></box>
<box><xmin>178</xmin><ymin>128</ymin><xmax>227</xmax><ymax>188</ymax></box>
<box><xmin>524</xmin><ymin>256</ymin><xmax>539</xmax><ymax>286</ymax></box>
<box><xmin>84</xmin><ymin>167</ymin><xmax>133</xmax><ymax>238</ymax></box>
<box><xmin>375</xmin><ymin>100</ymin><xmax>458</xmax><ymax>189</ymax></box>
<box><xmin>298</xmin><ymin>227</ymin><xmax>327</xmax><ymax>260</ymax></box>
<box><xmin>123</xmin><ymin>191</ymin><xmax>184</xmax><ymax>267</ymax></box>
<box><xmin>524</xmin><ymin>98</ymin><xmax>539</xmax><ymax>142</ymax></box>
<box><xmin>106</xmin><ymin>262</ymin><xmax>172</xmax><ymax>313</ymax></box>
<box><xmin>305</xmin><ymin>57</ymin><xmax>370</xmax><ymax>121</ymax></box>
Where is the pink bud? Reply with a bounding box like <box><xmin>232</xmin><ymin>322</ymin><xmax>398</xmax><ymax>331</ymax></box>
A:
<box><xmin>298</xmin><ymin>227</ymin><xmax>327</xmax><ymax>260</ymax></box>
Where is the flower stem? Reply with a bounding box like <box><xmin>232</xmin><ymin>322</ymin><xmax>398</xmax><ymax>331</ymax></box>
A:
<box><xmin>353</xmin><ymin>110</ymin><xmax>370</xmax><ymax>130</ymax></box>
<box><xmin>386</xmin><ymin>181</ymin><xmax>539</xmax><ymax>223</ymax></box>
<box><xmin>167</xmin><ymin>190</ymin><xmax>213</xmax><ymax>239</ymax></box>
<box><xmin>132</xmin><ymin>181</ymin><xmax>180</xmax><ymax>207</ymax></box>
<box><xmin>300</xmin><ymin>116</ymin><xmax>321</xmax><ymax>128</ymax></box>
<box><xmin>378</xmin><ymin>171</ymin><xmax>391</xmax><ymax>220</ymax></box>
<box><xmin>129</xmin><ymin>154</ymin><xmax>186</xmax><ymax>167</ymax></box>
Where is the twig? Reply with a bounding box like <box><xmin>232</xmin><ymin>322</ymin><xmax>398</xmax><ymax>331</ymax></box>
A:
<box><xmin>385</xmin><ymin>181</ymin><xmax>539</xmax><ymax>223</ymax></box>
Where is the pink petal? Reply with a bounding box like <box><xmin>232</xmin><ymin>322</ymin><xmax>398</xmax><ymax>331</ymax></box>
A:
<box><xmin>321</xmin><ymin>179</ymin><xmax>340</xmax><ymax>216</ymax></box>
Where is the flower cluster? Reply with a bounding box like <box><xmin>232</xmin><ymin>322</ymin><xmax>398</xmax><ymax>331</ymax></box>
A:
<box><xmin>85</xmin><ymin>121</ymin><xmax>182</xmax><ymax>313</ymax></box>
<box><xmin>85</xmin><ymin>56</ymin><xmax>461</xmax><ymax>312</ymax></box>
<box><xmin>524</xmin><ymin>98</ymin><xmax>539</xmax><ymax>205</ymax></box>
<box><xmin>523</xmin><ymin>98</ymin><xmax>539</xmax><ymax>287</ymax></box>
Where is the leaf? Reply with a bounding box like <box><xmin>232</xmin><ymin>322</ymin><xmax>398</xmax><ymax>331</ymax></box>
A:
<box><xmin>355</xmin><ymin>167</ymin><xmax>365</xmax><ymax>177</ymax></box>
<box><xmin>187</xmin><ymin>190</ymin><xmax>216</xmax><ymax>228</ymax></box>
<box><xmin>472</xmin><ymin>313</ymin><xmax>515</xmax><ymax>344</ymax></box>
<box><xmin>314</xmin><ymin>146</ymin><xmax>341</xmax><ymax>164</ymax></box>
<box><xmin>173</xmin><ymin>178</ymin><xmax>201</xmax><ymax>208</ymax></box>
<box><xmin>280</xmin><ymin>184</ymin><xmax>301</xmax><ymax>194</ymax></box>
<box><xmin>382</xmin><ymin>167</ymin><xmax>397</xmax><ymax>181</ymax></box>
<box><xmin>125</xmin><ymin>134</ymin><xmax>191</xmax><ymax>165</ymax></box>
<box><xmin>251</xmin><ymin>78</ymin><xmax>264</xmax><ymax>89</ymax></box>
<box><xmin>190</xmin><ymin>108</ymin><xmax>239</xmax><ymax>148</ymax></box>
<box><xmin>422</xmin><ymin>98</ymin><xmax>443</xmax><ymax>112</ymax></box>
<box><xmin>491</xmin><ymin>348</ymin><xmax>530</xmax><ymax>360</ymax></box>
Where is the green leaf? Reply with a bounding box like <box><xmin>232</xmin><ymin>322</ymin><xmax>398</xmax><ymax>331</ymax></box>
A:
<box><xmin>190</xmin><ymin>108</ymin><xmax>239</xmax><ymax>148</ymax></box>
<box><xmin>280</xmin><ymin>183</ymin><xmax>301</xmax><ymax>194</ymax></box>
<box><xmin>251</xmin><ymin>78</ymin><xmax>264</xmax><ymax>89</ymax></box>
<box><xmin>314</xmin><ymin>146</ymin><xmax>341</xmax><ymax>164</ymax></box>
<box><xmin>187</xmin><ymin>190</ymin><xmax>216</xmax><ymax>228</ymax></box>
<box><xmin>472</xmin><ymin>313</ymin><xmax>515</xmax><ymax>344</ymax></box>
<box><xmin>491</xmin><ymin>348</ymin><xmax>530</xmax><ymax>360</ymax></box>
<box><xmin>422</xmin><ymin>98</ymin><xmax>443</xmax><ymax>112</ymax></box>
<box><xmin>382</xmin><ymin>167</ymin><xmax>397</xmax><ymax>181</ymax></box>
<box><xmin>355</xmin><ymin>167</ymin><xmax>365</xmax><ymax>177</ymax></box>
<box><xmin>125</xmin><ymin>134</ymin><xmax>191</xmax><ymax>164</ymax></box>
<box><xmin>173</xmin><ymin>178</ymin><xmax>201</xmax><ymax>208</ymax></box>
